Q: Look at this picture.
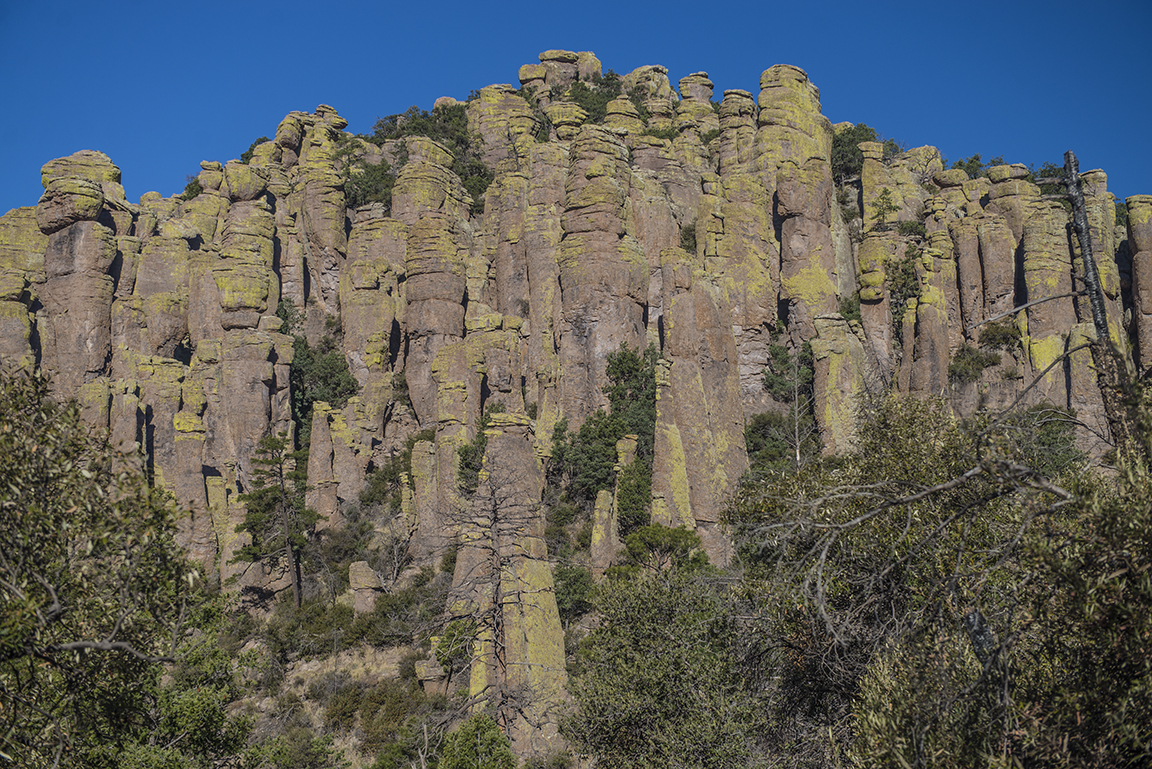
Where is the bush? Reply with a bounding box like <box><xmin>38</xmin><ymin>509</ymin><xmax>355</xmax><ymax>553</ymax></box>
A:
<box><xmin>948</xmin><ymin>343</ymin><xmax>1000</xmax><ymax>383</ymax></box>
<box><xmin>180</xmin><ymin>174</ymin><xmax>203</xmax><ymax>201</ymax></box>
<box><xmin>831</xmin><ymin>123</ymin><xmax>878</xmax><ymax>182</ymax></box>
<box><xmin>615</xmin><ymin>459</ymin><xmax>652</xmax><ymax>536</ymax></box>
<box><xmin>838</xmin><ymin>292</ymin><xmax>862</xmax><ymax>323</ymax></box>
<box><xmin>240</xmin><ymin>136</ymin><xmax>271</xmax><ymax>164</ymax></box>
<box><xmin>886</xmin><ymin>247</ymin><xmax>922</xmax><ymax>343</ymax></box>
<box><xmin>951</xmin><ymin>153</ymin><xmax>1005</xmax><ymax>180</ymax></box>
<box><xmin>978</xmin><ymin>318</ymin><xmax>1022</xmax><ymax>351</ymax></box>
<box><xmin>896</xmin><ymin>220</ymin><xmax>927</xmax><ymax>238</ymax></box>
<box><xmin>871</xmin><ymin>187</ymin><xmax>898</xmax><ymax>230</ymax></box>
<box><xmin>837</xmin><ymin>186</ymin><xmax>860</xmax><ymax>222</ymax></box>
<box><xmin>361</xmin><ymin>428</ymin><xmax>436</xmax><ymax>513</ymax></box>
<box><xmin>565</xmin><ymin>71</ymin><xmax>623</xmax><ymax>124</ymax></box>
<box><xmin>370</xmin><ymin>103</ymin><xmax>494</xmax><ymax>213</ymax></box>
<box><xmin>763</xmin><ymin>341</ymin><xmax>813</xmax><ymax>402</ymax></box>
<box><xmin>439</xmin><ymin>714</ymin><xmax>516</xmax><ymax>769</ymax></box>
<box><xmin>679</xmin><ymin>221</ymin><xmax>697</xmax><ymax>252</ymax></box>
<box><xmin>554</xmin><ymin>565</ymin><xmax>594</xmax><ymax>623</ymax></box>
<box><xmin>457</xmin><ymin>404</ymin><xmax>503</xmax><ymax>496</ymax></box>
<box><xmin>641</xmin><ymin>126</ymin><xmax>680</xmax><ymax>141</ymax></box>
<box><xmin>344</xmin><ymin>158</ymin><xmax>396</xmax><ymax>209</ymax></box>
<box><xmin>553</xmin><ymin>343</ymin><xmax>659</xmax><ymax>504</ymax></box>
<box><xmin>566</xmin><ymin>569</ymin><xmax>761</xmax><ymax>767</ymax></box>
<box><xmin>289</xmin><ymin>332</ymin><xmax>359</xmax><ymax>447</ymax></box>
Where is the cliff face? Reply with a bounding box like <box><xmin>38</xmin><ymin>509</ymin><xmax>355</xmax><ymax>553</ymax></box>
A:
<box><xmin>0</xmin><ymin>49</ymin><xmax>1143</xmax><ymax>757</ymax></box>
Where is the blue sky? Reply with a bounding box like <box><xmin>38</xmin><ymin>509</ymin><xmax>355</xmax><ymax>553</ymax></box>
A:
<box><xmin>2</xmin><ymin>0</ymin><xmax>1149</xmax><ymax>216</ymax></box>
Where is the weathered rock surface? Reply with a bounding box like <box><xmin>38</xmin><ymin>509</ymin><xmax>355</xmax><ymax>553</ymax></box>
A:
<box><xmin>0</xmin><ymin>51</ymin><xmax>1144</xmax><ymax>763</ymax></box>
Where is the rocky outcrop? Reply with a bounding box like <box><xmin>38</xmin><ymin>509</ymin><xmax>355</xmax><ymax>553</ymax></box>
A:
<box><xmin>0</xmin><ymin>50</ymin><xmax>1144</xmax><ymax>763</ymax></box>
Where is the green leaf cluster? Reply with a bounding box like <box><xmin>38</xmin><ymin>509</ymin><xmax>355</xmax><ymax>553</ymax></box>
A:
<box><xmin>566</xmin><ymin>568</ymin><xmax>765</xmax><ymax>768</ymax></box>
<box><xmin>439</xmin><ymin>714</ymin><xmax>516</xmax><ymax>769</ymax></box>
<box><xmin>0</xmin><ymin>369</ymin><xmax>233</xmax><ymax>767</ymax></box>
<box><xmin>951</xmin><ymin>152</ymin><xmax>1006</xmax><ymax>180</ymax></box>
<box><xmin>762</xmin><ymin>340</ymin><xmax>813</xmax><ymax>402</ymax></box>
<box><xmin>180</xmin><ymin>174</ymin><xmax>203</xmax><ymax>201</ymax></box>
<box><xmin>457</xmin><ymin>404</ymin><xmax>504</xmax><ymax>496</ymax></box>
<box><xmin>551</xmin><ymin>344</ymin><xmax>658</xmax><ymax>527</ymax></box>
<box><xmin>831</xmin><ymin>123</ymin><xmax>878</xmax><ymax>183</ymax></box>
<box><xmin>565</xmin><ymin>70</ymin><xmax>623</xmax><ymax>124</ymax></box>
<box><xmin>240</xmin><ymin>136</ymin><xmax>271</xmax><ymax>165</ymax></box>
<box><xmin>343</xmin><ymin>157</ymin><xmax>396</xmax><ymax>210</ymax></box>
<box><xmin>361</xmin><ymin>428</ymin><xmax>436</xmax><ymax>514</ymax></box>
<box><xmin>948</xmin><ymin>342</ymin><xmax>1001</xmax><ymax>384</ymax></box>
<box><xmin>280</xmin><ymin>315</ymin><xmax>359</xmax><ymax>447</ymax></box>
<box><xmin>370</xmin><ymin>103</ymin><xmax>494</xmax><ymax>212</ymax></box>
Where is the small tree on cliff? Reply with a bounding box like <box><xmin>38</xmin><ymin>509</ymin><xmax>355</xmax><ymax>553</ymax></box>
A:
<box><xmin>234</xmin><ymin>432</ymin><xmax>318</xmax><ymax>608</ymax></box>
<box><xmin>871</xmin><ymin>187</ymin><xmax>898</xmax><ymax>230</ymax></box>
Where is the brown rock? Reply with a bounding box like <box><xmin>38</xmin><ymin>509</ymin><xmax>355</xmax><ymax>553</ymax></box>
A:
<box><xmin>36</xmin><ymin>178</ymin><xmax>104</xmax><ymax>234</ymax></box>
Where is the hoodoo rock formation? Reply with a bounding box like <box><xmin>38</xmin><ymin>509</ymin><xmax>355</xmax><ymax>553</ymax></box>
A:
<box><xmin>0</xmin><ymin>50</ymin><xmax>1143</xmax><ymax>758</ymax></box>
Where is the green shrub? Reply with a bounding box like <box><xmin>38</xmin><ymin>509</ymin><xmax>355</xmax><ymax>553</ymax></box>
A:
<box><xmin>763</xmin><ymin>341</ymin><xmax>813</xmax><ymax>402</ymax></box>
<box><xmin>554</xmin><ymin>564</ymin><xmax>594</xmax><ymax>623</ymax></box>
<box><xmin>837</xmin><ymin>186</ymin><xmax>860</xmax><ymax>222</ymax></box>
<box><xmin>978</xmin><ymin>318</ymin><xmax>1022</xmax><ymax>351</ymax></box>
<box><xmin>361</xmin><ymin>428</ymin><xmax>436</xmax><ymax>512</ymax></box>
<box><xmin>896</xmin><ymin>220</ymin><xmax>927</xmax><ymax>238</ymax></box>
<box><xmin>552</xmin><ymin>344</ymin><xmax>659</xmax><ymax>504</ymax></box>
<box><xmin>951</xmin><ymin>153</ymin><xmax>1005</xmax><ymax>180</ymax></box>
<box><xmin>544</xmin><ymin>501</ymin><xmax>578</xmax><ymax>556</ymax></box>
<box><xmin>679</xmin><ymin>221</ymin><xmax>697</xmax><ymax>252</ymax></box>
<box><xmin>838</xmin><ymin>292</ymin><xmax>862</xmax><ymax>323</ymax></box>
<box><xmin>344</xmin><ymin>158</ymin><xmax>396</xmax><ymax>209</ymax></box>
<box><xmin>744</xmin><ymin>408</ymin><xmax>820</xmax><ymax>471</ymax></box>
<box><xmin>434</xmin><ymin>619</ymin><xmax>476</xmax><ymax>676</ymax></box>
<box><xmin>615</xmin><ymin>459</ymin><xmax>652</xmax><ymax>536</ymax></box>
<box><xmin>831</xmin><ymin>123</ymin><xmax>879</xmax><ymax>182</ymax></box>
<box><xmin>871</xmin><ymin>187</ymin><xmax>898</xmax><ymax>230</ymax></box>
<box><xmin>565</xmin><ymin>71</ymin><xmax>623</xmax><ymax>123</ymax></box>
<box><xmin>701</xmin><ymin>128</ymin><xmax>722</xmax><ymax>144</ymax></box>
<box><xmin>439</xmin><ymin>714</ymin><xmax>516</xmax><ymax>769</ymax></box>
<box><xmin>886</xmin><ymin>248</ymin><xmax>922</xmax><ymax>343</ymax></box>
<box><xmin>289</xmin><ymin>332</ymin><xmax>359</xmax><ymax>447</ymax></box>
<box><xmin>370</xmin><ymin>103</ymin><xmax>494</xmax><ymax>213</ymax></box>
<box><xmin>457</xmin><ymin>405</ymin><xmax>504</xmax><ymax>496</ymax></box>
<box><xmin>240</xmin><ymin>136</ymin><xmax>271</xmax><ymax>165</ymax></box>
<box><xmin>347</xmin><ymin>566</ymin><xmax>449</xmax><ymax>648</ymax></box>
<box><xmin>641</xmin><ymin>126</ymin><xmax>680</xmax><ymax>141</ymax></box>
<box><xmin>180</xmin><ymin>174</ymin><xmax>203</xmax><ymax>201</ymax></box>
<box><xmin>948</xmin><ymin>343</ymin><xmax>1000</xmax><ymax>383</ymax></box>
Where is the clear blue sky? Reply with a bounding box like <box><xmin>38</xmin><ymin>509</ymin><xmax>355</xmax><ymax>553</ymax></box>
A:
<box><xmin>2</xmin><ymin>0</ymin><xmax>1149</xmax><ymax>216</ymax></box>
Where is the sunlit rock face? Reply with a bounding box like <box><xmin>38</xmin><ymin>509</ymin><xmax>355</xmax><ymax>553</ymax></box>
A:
<box><xmin>0</xmin><ymin>49</ymin><xmax>1140</xmax><ymax>761</ymax></box>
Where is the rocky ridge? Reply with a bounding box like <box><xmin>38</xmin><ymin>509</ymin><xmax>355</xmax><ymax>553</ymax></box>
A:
<box><xmin>0</xmin><ymin>49</ymin><xmax>1144</xmax><ymax>758</ymax></box>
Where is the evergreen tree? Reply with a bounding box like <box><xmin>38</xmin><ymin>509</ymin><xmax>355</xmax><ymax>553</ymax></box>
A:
<box><xmin>234</xmin><ymin>432</ymin><xmax>319</xmax><ymax>608</ymax></box>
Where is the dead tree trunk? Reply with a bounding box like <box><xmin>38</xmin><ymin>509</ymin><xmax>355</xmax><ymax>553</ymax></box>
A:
<box><xmin>1062</xmin><ymin>150</ymin><xmax>1144</xmax><ymax>459</ymax></box>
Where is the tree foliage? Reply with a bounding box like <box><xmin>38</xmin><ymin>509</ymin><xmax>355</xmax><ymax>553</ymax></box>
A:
<box><xmin>370</xmin><ymin>103</ymin><xmax>494</xmax><ymax>211</ymax></box>
<box><xmin>831</xmin><ymin>124</ymin><xmax>901</xmax><ymax>183</ymax></box>
<box><xmin>565</xmin><ymin>71</ymin><xmax>623</xmax><ymax>124</ymax></box>
<box><xmin>728</xmin><ymin>393</ymin><xmax>1097</xmax><ymax>767</ymax></box>
<box><xmin>276</xmin><ymin>304</ymin><xmax>359</xmax><ymax>447</ymax></box>
<box><xmin>438</xmin><ymin>714</ymin><xmax>516</xmax><ymax>769</ymax></box>
<box><xmin>831</xmin><ymin>123</ymin><xmax>878</xmax><ymax>183</ymax></box>
<box><xmin>551</xmin><ymin>343</ymin><xmax>659</xmax><ymax>510</ymax></box>
<box><xmin>234</xmin><ymin>432</ymin><xmax>319</xmax><ymax>608</ymax></box>
<box><xmin>240</xmin><ymin>136</ymin><xmax>271</xmax><ymax>165</ymax></box>
<box><xmin>0</xmin><ymin>370</ymin><xmax>200</xmax><ymax>767</ymax></box>
<box><xmin>566</xmin><ymin>567</ymin><xmax>766</xmax><ymax>768</ymax></box>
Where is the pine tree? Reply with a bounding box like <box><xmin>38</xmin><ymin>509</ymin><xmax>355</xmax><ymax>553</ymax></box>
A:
<box><xmin>234</xmin><ymin>432</ymin><xmax>318</xmax><ymax>608</ymax></box>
